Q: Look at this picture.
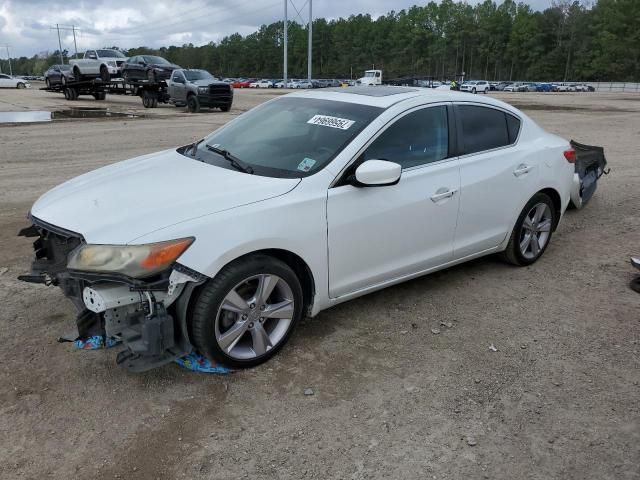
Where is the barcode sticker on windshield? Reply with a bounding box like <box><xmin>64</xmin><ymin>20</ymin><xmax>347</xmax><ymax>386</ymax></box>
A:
<box><xmin>307</xmin><ymin>115</ymin><xmax>355</xmax><ymax>130</ymax></box>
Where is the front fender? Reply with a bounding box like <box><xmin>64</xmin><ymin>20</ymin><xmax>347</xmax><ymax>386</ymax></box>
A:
<box><xmin>130</xmin><ymin>187</ymin><xmax>330</xmax><ymax>314</ymax></box>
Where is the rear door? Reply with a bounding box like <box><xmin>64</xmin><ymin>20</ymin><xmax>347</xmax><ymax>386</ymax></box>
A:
<box><xmin>327</xmin><ymin>104</ymin><xmax>460</xmax><ymax>297</ymax></box>
<box><xmin>453</xmin><ymin>103</ymin><xmax>537</xmax><ymax>258</ymax></box>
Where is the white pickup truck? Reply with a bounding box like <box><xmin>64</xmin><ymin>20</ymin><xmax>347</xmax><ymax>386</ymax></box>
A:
<box><xmin>69</xmin><ymin>49</ymin><xmax>128</xmax><ymax>82</ymax></box>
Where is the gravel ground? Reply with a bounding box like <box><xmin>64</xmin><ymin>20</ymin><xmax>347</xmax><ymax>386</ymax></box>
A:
<box><xmin>0</xmin><ymin>86</ymin><xmax>638</xmax><ymax>480</ymax></box>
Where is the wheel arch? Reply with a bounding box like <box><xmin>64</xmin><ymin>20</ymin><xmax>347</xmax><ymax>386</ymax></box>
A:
<box><xmin>182</xmin><ymin>248</ymin><xmax>317</xmax><ymax>335</ymax></box>
<box><xmin>538</xmin><ymin>187</ymin><xmax>562</xmax><ymax>230</ymax></box>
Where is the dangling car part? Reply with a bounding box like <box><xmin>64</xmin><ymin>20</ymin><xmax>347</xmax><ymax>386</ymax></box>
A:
<box><xmin>630</xmin><ymin>257</ymin><xmax>640</xmax><ymax>294</ymax></box>
<box><xmin>18</xmin><ymin>217</ymin><xmax>206</xmax><ymax>372</ymax></box>
<box><xmin>569</xmin><ymin>140</ymin><xmax>609</xmax><ymax>209</ymax></box>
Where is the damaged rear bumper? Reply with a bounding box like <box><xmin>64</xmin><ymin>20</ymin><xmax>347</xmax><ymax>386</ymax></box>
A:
<box><xmin>569</xmin><ymin>140</ymin><xmax>609</xmax><ymax>209</ymax></box>
<box><xmin>18</xmin><ymin>216</ymin><xmax>207</xmax><ymax>372</ymax></box>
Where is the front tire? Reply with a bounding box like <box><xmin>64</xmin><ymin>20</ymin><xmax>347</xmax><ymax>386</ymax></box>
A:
<box><xmin>190</xmin><ymin>255</ymin><xmax>303</xmax><ymax>368</ymax></box>
<box><xmin>45</xmin><ymin>78</ymin><xmax>51</xmax><ymax>88</ymax></box>
<box><xmin>187</xmin><ymin>94</ymin><xmax>200</xmax><ymax>113</ymax></box>
<box><xmin>502</xmin><ymin>193</ymin><xmax>556</xmax><ymax>266</ymax></box>
<box><xmin>17</xmin><ymin>82</ymin><xmax>25</xmax><ymax>89</ymax></box>
<box><xmin>472</xmin><ymin>87</ymin><xmax>477</xmax><ymax>94</ymax></box>
<box><xmin>100</xmin><ymin>66</ymin><xmax>110</xmax><ymax>82</ymax></box>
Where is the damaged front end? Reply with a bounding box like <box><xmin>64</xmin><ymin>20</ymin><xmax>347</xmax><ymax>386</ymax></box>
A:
<box><xmin>18</xmin><ymin>217</ymin><xmax>207</xmax><ymax>372</ymax></box>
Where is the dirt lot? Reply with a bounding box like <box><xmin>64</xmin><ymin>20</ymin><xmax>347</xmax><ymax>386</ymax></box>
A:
<box><xmin>0</xmin><ymin>85</ymin><xmax>638</xmax><ymax>480</ymax></box>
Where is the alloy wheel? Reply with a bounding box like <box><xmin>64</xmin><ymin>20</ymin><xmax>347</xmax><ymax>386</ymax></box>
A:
<box><xmin>519</xmin><ymin>203</ymin><xmax>552</xmax><ymax>260</ymax></box>
<box><xmin>215</xmin><ymin>274</ymin><xmax>295</xmax><ymax>360</ymax></box>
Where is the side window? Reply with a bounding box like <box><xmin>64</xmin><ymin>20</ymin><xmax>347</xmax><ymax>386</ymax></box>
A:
<box><xmin>458</xmin><ymin>105</ymin><xmax>510</xmax><ymax>155</ymax></box>
<box><xmin>363</xmin><ymin>106</ymin><xmax>449</xmax><ymax>169</ymax></box>
<box><xmin>0</xmin><ymin>74</ymin><xmax>8</xmax><ymax>79</ymax></box>
<box><xmin>505</xmin><ymin>113</ymin><xmax>521</xmax><ymax>144</ymax></box>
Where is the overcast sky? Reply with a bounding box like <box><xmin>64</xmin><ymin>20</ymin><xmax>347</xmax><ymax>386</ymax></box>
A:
<box><xmin>1</xmin><ymin>0</ymin><xmax>553</xmax><ymax>58</ymax></box>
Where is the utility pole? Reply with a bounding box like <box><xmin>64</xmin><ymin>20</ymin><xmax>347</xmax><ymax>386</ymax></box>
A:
<box><xmin>50</xmin><ymin>24</ymin><xmax>80</xmax><ymax>63</ymax></box>
<box><xmin>307</xmin><ymin>0</ymin><xmax>312</xmax><ymax>81</ymax></box>
<box><xmin>283</xmin><ymin>0</ymin><xmax>288</xmax><ymax>88</ymax></box>
<box><xmin>0</xmin><ymin>45</ymin><xmax>12</xmax><ymax>76</ymax></box>
<box><xmin>71</xmin><ymin>25</ymin><xmax>79</xmax><ymax>59</ymax></box>
<box><xmin>56</xmin><ymin>24</ymin><xmax>63</xmax><ymax>64</ymax></box>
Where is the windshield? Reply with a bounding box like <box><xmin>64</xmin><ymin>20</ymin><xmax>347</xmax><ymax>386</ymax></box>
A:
<box><xmin>184</xmin><ymin>70</ymin><xmax>213</xmax><ymax>81</ymax></box>
<box><xmin>59</xmin><ymin>65</ymin><xmax>71</xmax><ymax>70</ymax></box>
<box><xmin>97</xmin><ymin>49</ymin><xmax>125</xmax><ymax>58</ymax></box>
<box><xmin>143</xmin><ymin>56</ymin><xmax>170</xmax><ymax>65</ymax></box>
<box><xmin>187</xmin><ymin>97</ymin><xmax>382</xmax><ymax>178</ymax></box>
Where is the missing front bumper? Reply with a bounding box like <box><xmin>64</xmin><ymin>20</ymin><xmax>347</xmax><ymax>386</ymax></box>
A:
<box><xmin>18</xmin><ymin>217</ymin><xmax>205</xmax><ymax>372</ymax></box>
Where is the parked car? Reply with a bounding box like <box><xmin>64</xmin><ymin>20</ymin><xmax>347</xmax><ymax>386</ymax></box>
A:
<box><xmin>21</xmin><ymin>87</ymin><xmax>586</xmax><ymax>372</ymax></box>
<box><xmin>44</xmin><ymin>64</ymin><xmax>74</xmax><ymax>87</ymax></box>
<box><xmin>231</xmin><ymin>79</ymin><xmax>252</xmax><ymax>88</ymax></box>
<box><xmin>121</xmin><ymin>55</ymin><xmax>180</xmax><ymax>84</ymax></box>
<box><xmin>522</xmin><ymin>82</ymin><xmax>538</xmax><ymax>92</ymax></box>
<box><xmin>250</xmin><ymin>79</ymin><xmax>273</xmax><ymax>88</ymax></box>
<box><xmin>69</xmin><ymin>49</ymin><xmax>128</xmax><ymax>82</ymax></box>
<box><xmin>460</xmin><ymin>80</ymin><xmax>490</xmax><ymax>94</ymax></box>
<box><xmin>0</xmin><ymin>73</ymin><xmax>31</xmax><ymax>89</ymax></box>
<box><xmin>495</xmin><ymin>81</ymin><xmax>514</xmax><ymax>91</ymax></box>
<box><xmin>295</xmin><ymin>80</ymin><xmax>314</xmax><ymax>89</ymax></box>
<box><xmin>167</xmin><ymin>69</ymin><xmax>233</xmax><ymax>113</ymax></box>
<box><xmin>536</xmin><ymin>83</ymin><xmax>553</xmax><ymax>92</ymax></box>
<box><xmin>503</xmin><ymin>83</ymin><xmax>522</xmax><ymax>92</ymax></box>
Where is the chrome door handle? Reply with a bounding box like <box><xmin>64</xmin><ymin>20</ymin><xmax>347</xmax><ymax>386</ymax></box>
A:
<box><xmin>513</xmin><ymin>164</ymin><xmax>533</xmax><ymax>177</ymax></box>
<box><xmin>430</xmin><ymin>188</ymin><xmax>457</xmax><ymax>202</ymax></box>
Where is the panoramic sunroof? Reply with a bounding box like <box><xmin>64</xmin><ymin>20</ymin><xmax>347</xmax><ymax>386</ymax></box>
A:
<box><xmin>324</xmin><ymin>86</ymin><xmax>419</xmax><ymax>97</ymax></box>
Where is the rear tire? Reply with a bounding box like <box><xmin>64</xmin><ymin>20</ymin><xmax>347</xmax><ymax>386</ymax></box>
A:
<box><xmin>502</xmin><ymin>193</ymin><xmax>556</xmax><ymax>266</ymax></box>
<box><xmin>190</xmin><ymin>255</ymin><xmax>303</xmax><ymax>368</ymax></box>
<box><xmin>220</xmin><ymin>103</ymin><xmax>231</xmax><ymax>112</ymax></box>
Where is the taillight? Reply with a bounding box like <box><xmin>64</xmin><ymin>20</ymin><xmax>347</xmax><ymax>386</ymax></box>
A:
<box><xmin>563</xmin><ymin>148</ymin><xmax>576</xmax><ymax>163</ymax></box>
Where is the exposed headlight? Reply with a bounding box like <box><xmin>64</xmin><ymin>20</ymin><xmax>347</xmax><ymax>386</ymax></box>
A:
<box><xmin>198</xmin><ymin>86</ymin><xmax>208</xmax><ymax>93</ymax></box>
<box><xmin>67</xmin><ymin>238</ymin><xmax>194</xmax><ymax>278</ymax></box>
<box><xmin>107</xmin><ymin>61</ymin><xmax>117</xmax><ymax>67</ymax></box>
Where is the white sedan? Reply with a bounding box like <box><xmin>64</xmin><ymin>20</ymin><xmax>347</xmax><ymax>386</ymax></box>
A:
<box><xmin>0</xmin><ymin>74</ymin><xmax>31</xmax><ymax>89</ymax></box>
<box><xmin>22</xmin><ymin>87</ymin><xmax>578</xmax><ymax>372</ymax></box>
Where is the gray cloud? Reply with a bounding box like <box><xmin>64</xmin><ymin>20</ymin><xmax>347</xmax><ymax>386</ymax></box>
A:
<box><xmin>2</xmin><ymin>0</ymin><xmax>553</xmax><ymax>58</ymax></box>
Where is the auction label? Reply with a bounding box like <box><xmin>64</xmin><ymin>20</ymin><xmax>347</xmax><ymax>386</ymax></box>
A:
<box><xmin>307</xmin><ymin>115</ymin><xmax>355</xmax><ymax>130</ymax></box>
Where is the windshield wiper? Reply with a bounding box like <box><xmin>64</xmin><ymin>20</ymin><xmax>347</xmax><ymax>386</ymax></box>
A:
<box><xmin>185</xmin><ymin>138</ymin><xmax>204</xmax><ymax>156</ymax></box>
<box><xmin>205</xmin><ymin>144</ymin><xmax>254</xmax><ymax>174</ymax></box>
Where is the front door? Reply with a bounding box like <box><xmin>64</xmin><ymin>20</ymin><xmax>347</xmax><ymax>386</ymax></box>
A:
<box><xmin>327</xmin><ymin>104</ymin><xmax>460</xmax><ymax>298</ymax></box>
<box><xmin>169</xmin><ymin>71</ymin><xmax>187</xmax><ymax>102</ymax></box>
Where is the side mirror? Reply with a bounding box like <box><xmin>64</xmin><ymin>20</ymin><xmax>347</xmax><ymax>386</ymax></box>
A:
<box><xmin>352</xmin><ymin>160</ymin><xmax>401</xmax><ymax>187</ymax></box>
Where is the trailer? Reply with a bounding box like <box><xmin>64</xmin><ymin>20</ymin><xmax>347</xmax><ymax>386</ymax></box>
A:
<box><xmin>41</xmin><ymin>78</ymin><xmax>171</xmax><ymax>108</ymax></box>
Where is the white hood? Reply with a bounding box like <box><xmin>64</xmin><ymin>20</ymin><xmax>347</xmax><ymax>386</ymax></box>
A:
<box><xmin>31</xmin><ymin>149</ymin><xmax>300</xmax><ymax>244</ymax></box>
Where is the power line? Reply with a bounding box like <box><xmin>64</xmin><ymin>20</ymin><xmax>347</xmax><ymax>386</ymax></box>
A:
<box><xmin>50</xmin><ymin>24</ymin><xmax>80</xmax><ymax>60</ymax></box>
<box><xmin>99</xmin><ymin>1</ymin><xmax>281</xmax><ymax>49</ymax></box>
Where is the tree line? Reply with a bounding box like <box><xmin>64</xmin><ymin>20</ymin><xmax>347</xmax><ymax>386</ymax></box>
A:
<box><xmin>2</xmin><ymin>0</ymin><xmax>638</xmax><ymax>82</ymax></box>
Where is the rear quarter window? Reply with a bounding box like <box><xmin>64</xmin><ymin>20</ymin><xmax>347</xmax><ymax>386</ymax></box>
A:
<box><xmin>458</xmin><ymin>105</ymin><xmax>520</xmax><ymax>155</ymax></box>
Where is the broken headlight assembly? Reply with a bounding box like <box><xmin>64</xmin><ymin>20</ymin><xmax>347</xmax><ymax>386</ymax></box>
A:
<box><xmin>67</xmin><ymin>238</ymin><xmax>194</xmax><ymax>278</ymax></box>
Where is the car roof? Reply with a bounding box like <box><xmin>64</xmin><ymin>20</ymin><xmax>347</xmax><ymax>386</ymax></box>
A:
<box><xmin>288</xmin><ymin>86</ymin><xmax>518</xmax><ymax>111</ymax></box>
